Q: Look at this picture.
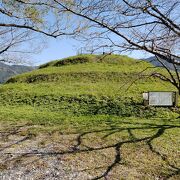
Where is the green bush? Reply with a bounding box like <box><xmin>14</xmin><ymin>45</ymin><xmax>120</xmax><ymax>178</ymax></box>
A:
<box><xmin>54</xmin><ymin>56</ymin><xmax>90</xmax><ymax>66</ymax></box>
<box><xmin>0</xmin><ymin>93</ymin><xmax>166</xmax><ymax>118</ymax></box>
<box><xmin>39</xmin><ymin>55</ymin><xmax>97</xmax><ymax>69</ymax></box>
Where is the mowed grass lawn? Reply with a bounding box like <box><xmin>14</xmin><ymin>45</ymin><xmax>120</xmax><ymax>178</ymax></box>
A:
<box><xmin>0</xmin><ymin>106</ymin><xmax>179</xmax><ymax>179</ymax></box>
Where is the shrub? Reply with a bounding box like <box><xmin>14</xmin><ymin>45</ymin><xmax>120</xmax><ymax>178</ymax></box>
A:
<box><xmin>0</xmin><ymin>93</ymin><xmax>167</xmax><ymax>118</ymax></box>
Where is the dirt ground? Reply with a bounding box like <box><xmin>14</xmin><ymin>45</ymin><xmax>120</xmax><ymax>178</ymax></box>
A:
<box><xmin>0</xmin><ymin>122</ymin><xmax>179</xmax><ymax>180</ymax></box>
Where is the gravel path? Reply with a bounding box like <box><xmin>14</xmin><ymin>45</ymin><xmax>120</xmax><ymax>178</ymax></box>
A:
<box><xmin>0</xmin><ymin>123</ymin><xmax>179</xmax><ymax>180</ymax></box>
<box><xmin>0</xmin><ymin>125</ymin><xmax>95</xmax><ymax>180</ymax></box>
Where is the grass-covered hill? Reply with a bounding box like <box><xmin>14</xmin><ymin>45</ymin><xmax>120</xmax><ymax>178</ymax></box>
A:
<box><xmin>0</xmin><ymin>54</ymin><xmax>178</xmax><ymax>118</ymax></box>
<box><xmin>0</xmin><ymin>54</ymin><xmax>179</xmax><ymax>179</ymax></box>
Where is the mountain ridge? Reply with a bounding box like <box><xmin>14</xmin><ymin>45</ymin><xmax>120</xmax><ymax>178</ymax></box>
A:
<box><xmin>144</xmin><ymin>56</ymin><xmax>180</xmax><ymax>71</ymax></box>
<box><xmin>0</xmin><ymin>62</ymin><xmax>35</xmax><ymax>83</ymax></box>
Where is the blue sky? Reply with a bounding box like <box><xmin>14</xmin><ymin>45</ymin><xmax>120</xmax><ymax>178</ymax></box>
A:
<box><xmin>32</xmin><ymin>38</ymin><xmax>150</xmax><ymax>66</ymax></box>
<box><xmin>32</xmin><ymin>38</ymin><xmax>78</xmax><ymax>65</ymax></box>
<box><xmin>30</xmin><ymin>6</ymin><xmax>152</xmax><ymax>66</ymax></box>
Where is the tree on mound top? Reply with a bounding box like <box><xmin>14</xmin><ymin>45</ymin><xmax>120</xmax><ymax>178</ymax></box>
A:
<box><xmin>51</xmin><ymin>0</ymin><xmax>180</xmax><ymax>94</ymax></box>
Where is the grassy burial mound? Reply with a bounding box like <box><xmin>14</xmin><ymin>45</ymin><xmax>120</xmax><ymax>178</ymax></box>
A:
<box><xmin>0</xmin><ymin>54</ymin><xmax>179</xmax><ymax>179</ymax></box>
<box><xmin>0</xmin><ymin>55</ymin><xmax>179</xmax><ymax>116</ymax></box>
<box><xmin>0</xmin><ymin>54</ymin><xmax>179</xmax><ymax>118</ymax></box>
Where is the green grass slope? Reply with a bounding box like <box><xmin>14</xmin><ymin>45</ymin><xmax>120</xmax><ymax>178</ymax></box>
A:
<box><xmin>0</xmin><ymin>54</ymin><xmax>178</xmax><ymax>118</ymax></box>
<box><xmin>0</xmin><ymin>54</ymin><xmax>179</xmax><ymax>179</ymax></box>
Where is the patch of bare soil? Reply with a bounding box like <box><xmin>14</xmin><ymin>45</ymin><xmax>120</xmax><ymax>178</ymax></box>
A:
<box><xmin>0</xmin><ymin>124</ymin><xmax>92</xmax><ymax>180</ymax></box>
<box><xmin>0</xmin><ymin>123</ymin><xmax>179</xmax><ymax>180</ymax></box>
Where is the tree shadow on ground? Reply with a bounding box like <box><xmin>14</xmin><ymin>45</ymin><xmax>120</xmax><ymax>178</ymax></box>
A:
<box><xmin>0</xmin><ymin>124</ymin><xmax>34</xmax><ymax>153</ymax></box>
<box><xmin>0</xmin><ymin>119</ymin><xmax>180</xmax><ymax>179</ymax></box>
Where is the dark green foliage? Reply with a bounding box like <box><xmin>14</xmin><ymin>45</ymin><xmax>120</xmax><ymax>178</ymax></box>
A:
<box><xmin>6</xmin><ymin>72</ymin><xmax>139</xmax><ymax>84</ymax></box>
<box><xmin>38</xmin><ymin>54</ymin><xmax>136</xmax><ymax>69</ymax></box>
<box><xmin>54</xmin><ymin>56</ymin><xmax>90</xmax><ymax>66</ymax></box>
<box><xmin>6</xmin><ymin>77</ymin><xmax>18</xmax><ymax>83</ymax></box>
<box><xmin>26</xmin><ymin>74</ymin><xmax>50</xmax><ymax>83</ymax></box>
<box><xmin>38</xmin><ymin>61</ymin><xmax>58</xmax><ymax>69</ymax></box>
<box><xmin>1</xmin><ymin>54</ymin><xmax>178</xmax><ymax>119</ymax></box>
<box><xmin>0</xmin><ymin>93</ymin><xmax>167</xmax><ymax>117</ymax></box>
<box><xmin>39</xmin><ymin>55</ymin><xmax>97</xmax><ymax>69</ymax></box>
